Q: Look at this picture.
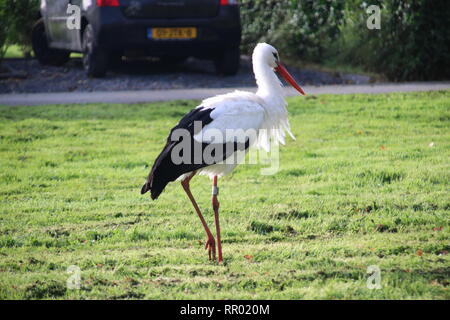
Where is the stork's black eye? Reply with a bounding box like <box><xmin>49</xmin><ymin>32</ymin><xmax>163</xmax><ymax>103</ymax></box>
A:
<box><xmin>272</xmin><ymin>52</ymin><xmax>279</xmax><ymax>61</ymax></box>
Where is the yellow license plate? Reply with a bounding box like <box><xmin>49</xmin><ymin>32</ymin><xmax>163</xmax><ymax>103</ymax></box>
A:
<box><xmin>149</xmin><ymin>27</ymin><xmax>197</xmax><ymax>40</ymax></box>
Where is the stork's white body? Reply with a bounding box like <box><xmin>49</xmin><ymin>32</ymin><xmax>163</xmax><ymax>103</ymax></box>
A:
<box><xmin>181</xmin><ymin>43</ymin><xmax>296</xmax><ymax>180</ymax></box>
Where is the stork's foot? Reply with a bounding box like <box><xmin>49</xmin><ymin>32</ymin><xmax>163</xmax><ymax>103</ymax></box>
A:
<box><xmin>205</xmin><ymin>236</ymin><xmax>216</xmax><ymax>261</ymax></box>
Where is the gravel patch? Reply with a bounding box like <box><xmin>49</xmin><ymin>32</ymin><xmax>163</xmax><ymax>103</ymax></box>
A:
<box><xmin>0</xmin><ymin>57</ymin><xmax>370</xmax><ymax>94</ymax></box>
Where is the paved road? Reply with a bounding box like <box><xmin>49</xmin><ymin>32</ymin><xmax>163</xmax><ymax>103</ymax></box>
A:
<box><xmin>0</xmin><ymin>82</ymin><xmax>449</xmax><ymax>106</ymax></box>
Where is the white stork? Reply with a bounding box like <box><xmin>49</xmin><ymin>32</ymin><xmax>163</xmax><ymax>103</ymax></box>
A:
<box><xmin>141</xmin><ymin>43</ymin><xmax>305</xmax><ymax>263</ymax></box>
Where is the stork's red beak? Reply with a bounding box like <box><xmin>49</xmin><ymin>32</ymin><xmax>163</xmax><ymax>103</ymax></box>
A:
<box><xmin>275</xmin><ymin>63</ymin><xmax>306</xmax><ymax>96</ymax></box>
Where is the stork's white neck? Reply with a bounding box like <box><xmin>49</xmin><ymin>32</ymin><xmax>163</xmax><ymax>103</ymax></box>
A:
<box><xmin>252</xmin><ymin>57</ymin><xmax>295</xmax><ymax>144</ymax></box>
<box><xmin>254</xmin><ymin>60</ymin><xmax>286</xmax><ymax>111</ymax></box>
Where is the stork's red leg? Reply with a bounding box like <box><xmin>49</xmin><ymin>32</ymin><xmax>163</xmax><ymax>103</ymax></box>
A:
<box><xmin>212</xmin><ymin>176</ymin><xmax>223</xmax><ymax>263</ymax></box>
<box><xmin>181</xmin><ymin>172</ymin><xmax>216</xmax><ymax>261</ymax></box>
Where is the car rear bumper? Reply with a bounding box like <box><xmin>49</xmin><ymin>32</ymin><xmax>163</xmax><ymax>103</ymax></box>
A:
<box><xmin>93</xmin><ymin>7</ymin><xmax>241</xmax><ymax>57</ymax></box>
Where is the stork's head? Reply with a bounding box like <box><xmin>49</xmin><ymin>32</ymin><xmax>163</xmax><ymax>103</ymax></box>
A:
<box><xmin>253</xmin><ymin>43</ymin><xmax>280</xmax><ymax>68</ymax></box>
<box><xmin>252</xmin><ymin>43</ymin><xmax>306</xmax><ymax>96</ymax></box>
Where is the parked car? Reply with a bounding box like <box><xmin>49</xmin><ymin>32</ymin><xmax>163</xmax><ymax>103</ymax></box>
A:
<box><xmin>32</xmin><ymin>0</ymin><xmax>241</xmax><ymax>77</ymax></box>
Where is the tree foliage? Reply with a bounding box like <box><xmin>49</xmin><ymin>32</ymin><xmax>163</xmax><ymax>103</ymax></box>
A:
<box><xmin>0</xmin><ymin>0</ymin><xmax>39</xmax><ymax>61</ymax></box>
<box><xmin>332</xmin><ymin>0</ymin><xmax>450</xmax><ymax>81</ymax></box>
<box><xmin>240</xmin><ymin>0</ymin><xmax>345</xmax><ymax>62</ymax></box>
<box><xmin>240</xmin><ymin>0</ymin><xmax>450</xmax><ymax>81</ymax></box>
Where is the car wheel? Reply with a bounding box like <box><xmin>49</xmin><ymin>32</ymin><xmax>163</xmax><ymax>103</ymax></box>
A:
<box><xmin>82</xmin><ymin>24</ymin><xmax>107</xmax><ymax>77</ymax></box>
<box><xmin>31</xmin><ymin>18</ymin><xmax>70</xmax><ymax>66</ymax></box>
<box><xmin>160</xmin><ymin>56</ymin><xmax>188</xmax><ymax>65</ymax></box>
<box><xmin>215</xmin><ymin>47</ymin><xmax>240</xmax><ymax>76</ymax></box>
<box><xmin>108</xmin><ymin>52</ymin><xmax>123</xmax><ymax>68</ymax></box>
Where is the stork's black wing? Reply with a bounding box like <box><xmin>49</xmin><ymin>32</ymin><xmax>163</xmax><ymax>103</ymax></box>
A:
<box><xmin>141</xmin><ymin>106</ymin><xmax>249</xmax><ymax>200</ymax></box>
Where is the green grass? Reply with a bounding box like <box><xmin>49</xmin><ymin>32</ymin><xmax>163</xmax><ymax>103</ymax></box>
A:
<box><xmin>3</xmin><ymin>44</ymin><xmax>81</xmax><ymax>59</ymax></box>
<box><xmin>0</xmin><ymin>91</ymin><xmax>449</xmax><ymax>300</ymax></box>
<box><xmin>3</xmin><ymin>45</ymin><xmax>24</xmax><ymax>59</ymax></box>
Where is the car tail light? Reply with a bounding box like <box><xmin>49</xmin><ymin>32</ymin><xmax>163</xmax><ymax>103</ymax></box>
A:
<box><xmin>96</xmin><ymin>0</ymin><xmax>120</xmax><ymax>6</ymax></box>
<box><xmin>220</xmin><ymin>0</ymin><xmax>238</xmax><ymax>5</ymax></box>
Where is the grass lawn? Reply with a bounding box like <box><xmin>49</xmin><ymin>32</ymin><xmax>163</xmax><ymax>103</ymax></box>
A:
<box><xmin>0</xmin><ymin>91</ymin><xmax>449</xmax><ymax>299</ymax></box>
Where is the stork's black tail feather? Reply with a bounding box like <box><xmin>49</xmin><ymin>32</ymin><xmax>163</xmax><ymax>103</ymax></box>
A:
<box><xmin>141</xmin><ymin>179</ymin><xmax>165</xmax><ymax>200</ymax></box>
<box><xmin>141</xmin><ymin>170</ymin><xmax>171</xmax><ymax>200</ymax></box>
<box><xmin>140</xmin><ymin>181</ymin><xmax>151</xmax><ymax>195</ymax></box>
<box><xmin>140</xmin><ymin>106</ymin><xmax>214</xmax><ymax>201</ymax></box>
<box><xmin>140</xmin><ymin>140</ymin><xmax>179</xmax><ymax>200</ymax></box>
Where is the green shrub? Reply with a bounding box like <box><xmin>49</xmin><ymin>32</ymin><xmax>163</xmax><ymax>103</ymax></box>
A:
<box><xmin>240</xmin><ymin>0</ymin><xmax>450</xmax><ymax>81</ymax></box>
<box><xmin>0</xmin><ymin>0</ymin><xmax>10</xmax><ymax>64</ymax></box>
<box><xmin>240</xmin><ymin>0</ymin><xmax>345</xmax><ymax>62</ymax></box>
<box><xmin>0</xmin><ymin>0</ymin><xmax>39</xmax><ymax>61</ymax></box>
<box><xmin>329</xmin><ymin>0</ymin><xmax>450</xmax><ymax>80</ymax></box>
